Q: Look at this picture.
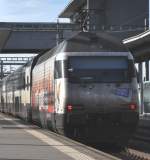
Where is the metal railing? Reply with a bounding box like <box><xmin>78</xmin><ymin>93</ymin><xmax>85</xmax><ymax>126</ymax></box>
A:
<box><xmin>0</xmin><ymin>22</ymin><xmax>81</xmax><ymax>31</ymax></box>
<box><xmin>0</xmin><ymin>56</ymin><xmax>34</xmax><ymax>79</ymax></box>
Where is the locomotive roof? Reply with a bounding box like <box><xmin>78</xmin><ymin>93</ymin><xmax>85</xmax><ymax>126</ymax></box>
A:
<box><xmin>36</xmin><ymin>32</ymin><xmax>128</xmax><ymax>65</ymax></box>
<box><xmin>57</xmin><ymin>32</ymin><xmax>127</xmax><ymax>52</ymax></box>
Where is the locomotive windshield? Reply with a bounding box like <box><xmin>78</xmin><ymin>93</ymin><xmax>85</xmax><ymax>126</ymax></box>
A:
<box><xmin>67</xmin><ymin>56</ymin><xmax>135</xmax><ymax>83</ymax></box>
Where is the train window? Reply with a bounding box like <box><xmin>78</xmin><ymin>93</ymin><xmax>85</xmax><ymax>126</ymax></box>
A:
<box><xmin>54</xmin><ymin>61</ymin><xmax>62</xmax><ymax>79</ymax></box>
<box><xmin>23</xmin><ymin>77</ymin><xmax>25</xmax><ymax>89</ymax></box>
<box><xmin>27</xmin><ymin>76</ymin><xmax>29</xmax><ymax>90</ymax></box>
<box><xmin>54</xmin><ymin>60</ymin><xmax>67</xmax><ymax>79</ymax></box>
<box><xmin>69</xmin><ymin>56</ymin><xmax>128</xmax><ymax>69</ymax></box>
<box><xmin>18</xmin><ymin>74</ymin><xmax>25</xmax><ymax>90</ymax></box>
<box><xmin>68</xmin><ymin>56</ymin><xmax>131</xmax><ymax>83</ymax></box>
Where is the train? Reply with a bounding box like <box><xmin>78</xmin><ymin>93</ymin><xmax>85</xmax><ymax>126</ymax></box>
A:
<box><xmin>0</xmin><ymin>32</ymin><xmax>139</xmax><ymax>146</ymax></box>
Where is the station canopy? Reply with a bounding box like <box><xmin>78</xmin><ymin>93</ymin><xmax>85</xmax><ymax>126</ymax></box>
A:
<box><xmin>0</xmin><ymin>22</ymin><xmax>79</xmax><ymax>53</ymax></box>
<box><xmin>123</xmin><ymin>30</ymin><xmax>150</xmax><ymax>62</ymax></box>
<box><xmin>59</xmin><ymin>0</ymin><xmax>86</xmax><ymax>18</ymax></box>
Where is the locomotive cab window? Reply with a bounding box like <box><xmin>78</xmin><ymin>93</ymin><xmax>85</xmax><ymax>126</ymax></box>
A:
<box><xmin>68</xmin><ymin>56</ymin><xmax>134</xmax><ymax>83</ymax></box>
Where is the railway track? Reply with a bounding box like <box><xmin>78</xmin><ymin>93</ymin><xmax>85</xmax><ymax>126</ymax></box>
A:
<box><xmin>81</xmin><ymin>142</ymin><xmax>150</xmax><ymax>160</ymax></box>
<box><xmin>112</xmin><ymin>148</ymin><xmax>150</xmax><ymax>160</ymax></box>
<box><xmin>128</xmin><ymin>118</ymin><xmax>150</xmax><ymax>154</ymax></box>
<box><xmin>90</xmin><ymin>141</ymin><xmax>150</xmax><ymax>160</ymax></box>
<box><xmin>134</xmin><ymin>126</ymin><xmax>150</xmax><ymax>142</ymax></box>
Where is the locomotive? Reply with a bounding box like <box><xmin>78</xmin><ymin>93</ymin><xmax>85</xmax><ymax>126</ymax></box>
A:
<box><xmin>0</xmin><ymin>32</ymin><xmax>139</xmax><ymax>146</ymax></box>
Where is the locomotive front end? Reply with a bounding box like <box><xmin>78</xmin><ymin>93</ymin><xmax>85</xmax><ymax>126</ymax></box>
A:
<box><xmin>62</xmin><ymin>52</ymin><xmax>139</xmax><ymax>145</ymax></box>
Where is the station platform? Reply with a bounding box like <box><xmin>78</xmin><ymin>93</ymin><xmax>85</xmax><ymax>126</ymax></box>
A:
<box><xmin>129</xmin><ymin>115</ymin><xmax>150</xmax><ymax>152</ymax></box>
<box><xmin>140</xmin><ymin>114</ymin><xmax>150</xmax><ymax>127</ymax></box>
<box><xmin>0</xmin><ymin>113</ymin><xmax>119</xmax><ymax>160</ymax></box>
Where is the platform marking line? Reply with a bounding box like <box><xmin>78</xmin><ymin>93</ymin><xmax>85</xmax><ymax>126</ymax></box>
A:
<box><xmin>26</xmin><ymin>129</ymin><xmax>98</xmax><ymax>160</ymax></box>
<box><xmin>2</xmin><ymin>114</ymin><xmax>120</xmax><ymax>160</ymax></box>
<box><xmin>2</xmin><ymin>116</ymin><xmax>99</xmax><ymax>160</ymax></box>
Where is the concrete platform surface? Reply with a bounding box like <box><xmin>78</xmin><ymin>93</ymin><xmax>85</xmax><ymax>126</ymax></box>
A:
<box><xmin>0</xmin><ymin>113</ymin><xmax>119</xmax><ymax>160</ymax></box>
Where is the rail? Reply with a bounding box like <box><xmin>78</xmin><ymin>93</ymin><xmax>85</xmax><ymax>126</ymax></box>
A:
<box><xmin>133</xmin><ymin>117</ymin><xmax>150</xmax><ymax>143</ymax></box>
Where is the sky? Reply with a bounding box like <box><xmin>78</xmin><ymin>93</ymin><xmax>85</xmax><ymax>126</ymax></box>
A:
<box><xmin>0</xmin><ymin>0</ymin><xmax>71</xmax><ymax>72</ymax></box>
<box><xmin>0</xmin><ymin>0</ymin><xmax>70</xmax><ymax>22</ymax></box>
